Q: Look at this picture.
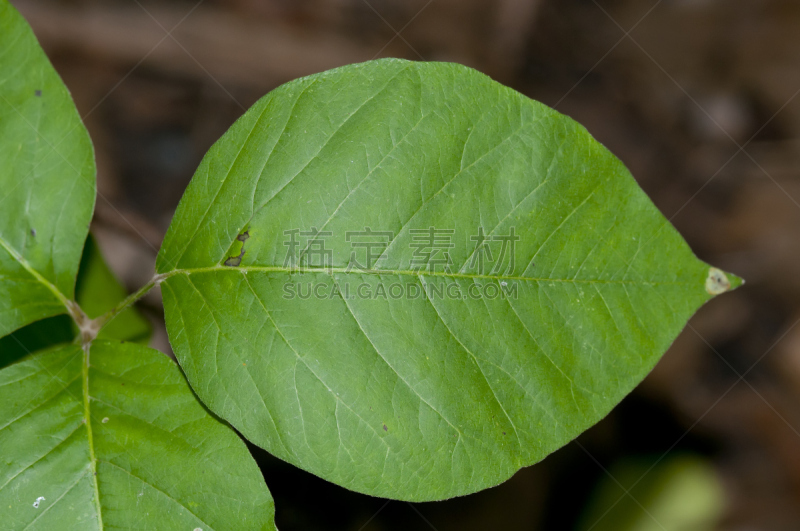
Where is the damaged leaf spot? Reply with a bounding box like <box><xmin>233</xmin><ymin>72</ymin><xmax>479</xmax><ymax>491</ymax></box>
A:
<box><xmin>705</xmin><ymin>267</ymin><xmax>731</xmax><ymax>295</ymax></box>
<box><xmin>34</xmin><ymin>89</ymin><xmax>41</xmax><ymax>97</ymax></box>
<box><xmin>32</xmin><ymin>496</ymin><xmax>45</xmax><ymax>508</ymax></box>
<box><xmin>224</xmin><ymin>230</ymin><xmax>250</xmax><ymax>267</ymax></box>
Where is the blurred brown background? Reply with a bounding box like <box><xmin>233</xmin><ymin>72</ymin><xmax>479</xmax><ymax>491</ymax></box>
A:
<box><xmin>13</xmin><ymin>0</ymin><xmax>800</xmax><ymax>529</ymax></box>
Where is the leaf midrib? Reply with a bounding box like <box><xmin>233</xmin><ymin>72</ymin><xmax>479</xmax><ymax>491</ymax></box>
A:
<box><xmin>163</xmin><ymin>264</ymin><xmax>695</xmax><ymax>286</ymax></box>
<box><xmin>82</xmin><ymin>345</ymin><xmax>104</xmax><ymax>528</ymax></box>
<box><xmin>0</xmin><ymin>232</ymin><xmax>71</xmax><ymax>308</ymax></box>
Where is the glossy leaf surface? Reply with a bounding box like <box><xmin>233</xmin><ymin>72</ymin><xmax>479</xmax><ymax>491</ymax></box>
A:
<box><xmin>157</xmin><ymin>59</ymin><xmax>740</xmax><ymax>500</ymax></box>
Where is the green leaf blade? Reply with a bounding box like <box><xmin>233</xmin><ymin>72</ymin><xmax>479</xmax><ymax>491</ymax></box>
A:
<box><xmin>158</xmin><ymin>59</ymin><xmax>738</xmax><ymax>500</ymax></box>
<box><xmin>0</xmin><ymin>0</ymin><xmax>96</xmax><ymax>335</ymax></box>
<box><xmin>0</xmin><ymin>341</ymin><xmax>276</xmax><ymax>530</ymax></box>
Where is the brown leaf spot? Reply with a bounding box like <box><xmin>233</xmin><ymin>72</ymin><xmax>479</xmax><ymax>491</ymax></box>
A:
<box><xmin>224</xmin><ymin>254</ymin><xmax>243</xmax><ymax>267</ymax></box>
<box><xmin>224</xmin><ymin>230</ymin><xmax>250</xmax><ymax>267</ymax></box>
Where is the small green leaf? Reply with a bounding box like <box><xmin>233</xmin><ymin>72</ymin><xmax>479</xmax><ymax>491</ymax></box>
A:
<box><xmin>0</xmin><ymin>340</ymin><xmax>276</xmax><ymax>530</ymax></box>
<box><xmin>578</xmin><ymin>456</ymin><xmax>726</xmax><ymax>531</ymax></box>
<box><xmin>0</xmin><ymin>235</ymin><xmax>151</xmax><ymax>368</ymax></box>
<box><xmin>157</xmin><ymin>59</ymin><xmax>740</xmax><ymax>500</ymax></box>
<box><xmin>0</xmin><ymin>0</ymin><xmax>96</xmax><ymax>336</ymax></box>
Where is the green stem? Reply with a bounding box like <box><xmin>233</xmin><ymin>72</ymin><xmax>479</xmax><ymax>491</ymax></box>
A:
<box><xmin>93</xmin><ymin>274</ymin><xmax>161</xmax><ymax>333</ymax></box>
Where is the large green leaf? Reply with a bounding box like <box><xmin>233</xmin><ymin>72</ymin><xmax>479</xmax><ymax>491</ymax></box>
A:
<box><xmin>0</xmin><ymin>235</ymin><xmax>151</xmax><ymax>369</ymax></box>
<box><xmin>0</xmin><ymin>340</ymin><xmax>276</xmax><ymax>530</ymax></box>
<box><xmin>156</xmin><ymin>59</ymin><xmax>740</xmax><ymax>501</ymax></box>
<box><xmin>0</xmin><ymin>0</ymin><xmax>96</xmax><ymax>337</ymax></box>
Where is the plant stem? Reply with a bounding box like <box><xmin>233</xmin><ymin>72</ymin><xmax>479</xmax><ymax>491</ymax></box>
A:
<box><xmin>93</xmin><ymin>274</ymin><xmax>162</xmax><ymax>333</ymax></box>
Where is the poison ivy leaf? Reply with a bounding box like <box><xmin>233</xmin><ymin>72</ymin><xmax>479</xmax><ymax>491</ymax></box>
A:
<box><xmin>0</xmin><ymin>235</ymin><xmax>151</xmax><ymax>369</ymax></box>
<box><xmin>156</xmin><ymin>59</ymin><xmax>741</xmax><ymax>501</ymax></box>
<box><xmin>0</xmin><ymin>340</ymin><xmax>276</xmax><ymax>530</ymax></box>
<box><xmin>0</xmin><ymin>0</ymin><xmax>96</xmax><ymax>337</ymax></box>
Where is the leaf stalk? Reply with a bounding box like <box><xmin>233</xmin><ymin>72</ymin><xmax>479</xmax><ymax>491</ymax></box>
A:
<box><xmin>90</xmin><ymin>273</ymin><xmax>165</xmax><ymax>337</ymax></box>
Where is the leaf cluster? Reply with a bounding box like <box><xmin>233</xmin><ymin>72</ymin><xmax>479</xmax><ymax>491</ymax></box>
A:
<box><xmin>0</xmin><ymin>2</ymin><xmax>740</xmax><ymax>528</ymax></box>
